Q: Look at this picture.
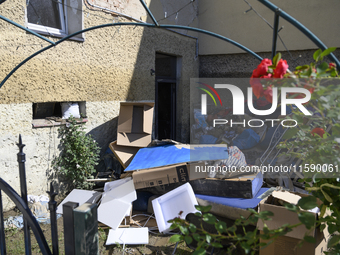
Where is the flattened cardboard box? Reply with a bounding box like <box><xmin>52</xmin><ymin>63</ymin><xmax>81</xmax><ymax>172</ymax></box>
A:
<box><xmin>132</xmin><ymin>163</ymin><xmax>205</xmax><ymax>189</ymax></box>
<box><xmin>117</xmin><ymin>102</ymin><xmax>154</xmax><ymax>147</ymax></box>
<box><xmin>109</xmin><ymin>141</ymin><xmax>140</xmax><ymax>169</ymax></box>
<box><xmin>257</xmin><ymin>191</ymin><xmax>329</xmax><ymax>255</ymax></box>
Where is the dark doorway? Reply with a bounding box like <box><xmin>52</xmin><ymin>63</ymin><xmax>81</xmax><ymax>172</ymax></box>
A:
<box><xmin>155</xmin><ymin>53</ymin><xmax>177</xmax><ymax>140</ymax></box>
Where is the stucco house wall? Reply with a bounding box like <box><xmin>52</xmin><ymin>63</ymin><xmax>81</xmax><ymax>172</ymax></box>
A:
<box><xmin>0</xmin><ymin>0</ymin><xmax>198</xmax><ymax>210</ymax></box>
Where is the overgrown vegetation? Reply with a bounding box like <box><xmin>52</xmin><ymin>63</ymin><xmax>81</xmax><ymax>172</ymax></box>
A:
<box><xmin>53</xmin><ymin>117</ymin><xmax>100</xmax><ymax>190</ymax></box>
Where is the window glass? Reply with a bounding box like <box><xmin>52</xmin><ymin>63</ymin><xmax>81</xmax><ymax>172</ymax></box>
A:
<box><xmin>27</xmin><ymin>0</ymin><xmax>62</xmax><ymax>30</ymax></box>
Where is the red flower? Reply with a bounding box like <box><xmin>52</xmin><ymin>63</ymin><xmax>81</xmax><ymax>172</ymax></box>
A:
<box><xmin>274</xmin><ymin>59</ymin><xmax>289</xmax><ymax>78</ymax></box>
<box><xmin>252</xmin><ymin>58</ymin><xmax>272</xmax><ymax>78</ymax></box>
<box><xmin>329</xmin><ymin>63</ymin><xmax>336</xmax><ymax>69</ymax></box>
<box><xmin>304</xmin><ymin>84</ymin><xmax>315</xmax><ymax>94</ymax></box>
<box><xmin>311</xmin><ymin>127</ymin><xmax>325</xmax><ymax>137</ymax></box>
<box><xmin>250</xmin><ymin>78</ymin><xmax>264</xmax><ymax>99</ymax></box>
<box><xmin>263</xmin><ymin>86</ymin><xmax>273</xmax><ymax>103</ymax></box>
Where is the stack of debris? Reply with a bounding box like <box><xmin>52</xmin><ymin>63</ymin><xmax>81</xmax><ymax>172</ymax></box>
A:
<box><xmin>56</xmin><ymin>101</ymin><xmax>329</xmax><ymax>254</ymax></box>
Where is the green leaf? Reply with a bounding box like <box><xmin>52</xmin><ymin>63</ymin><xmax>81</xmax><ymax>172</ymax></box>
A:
<box><xmin>189</xmin><ymin>223</ymin><xmax>197</xmax><ymax>233</ymax></box>
<box><xmin>297</xmin><ymin>196</ymin><xmax>318</xmax><ymax>210</ymax></box>
<box><xmin>184</xmin><ymin>235</ymin><xmax>193</xmax><ymax>245</ymax></box>
<box><xmin>328</xmin><ymin>234</ymin><xmax>340</xmax><ymax>248</ymax></box>
<box><xmin>195</xmin><ymin>205</ymin><xmax>212</xmax><ymax>213</ymax></box>
<box><xmin>304</xmin><ymin>235</ymin><xmax>316</xmax><ymax>243</ymax></box>
<box><xmin>179</xmin><ymin>225</ymin><xmax>189</xmax><ymax>235</ymax></box>
<box><xmin>211</xmin><ymin>242</ymin><xmax>223</xmax><ymax>248</ymax></box>
<box><xmin>206</xmin><ymin>234</ymin><xmax>212</xmax><ymax>243</ymax></box>
<box><xmin>317</xmin><ymin>62</ymin><xmax>329</xmax><ymax>73</ymax></box>
<box><xmin>295</xmin><ymin>65</ymin><xmax>310</xmax><ymax>71</ymax></box>
<box><xmin>215</xmin><ymin>221</ymin><xmax>227</xmax><ymax>233</ymax></box>
<box><xmin>227</xmin><ymin>225</ymin><xmax>237</xmax><ymax>232</ymax></box>
<box><xmin>259</xmin><ymin>210</ymin><xmax>274</xmax><ymax>218</ymax></box>
<box><xmin>320</xmin><ymin>204</ymin><xmax>327</xmax><ymax>218</ymax></box>
<box><xmin>298</xmin><ymin>212</ymin><xmax>316</xmax><ymax>229</ymax></box>
<box><xmin>321</xmin><ymin>189</ymin><xmax>334</xmax><ymax>203</ymax></box>
<box><xmin>320</xmin><ymin>47</ymin><xmax>337</xmax><ymax>58</ymax></box>
<box><xmin>203</xmin><ymin>213</ymin><xmax>217</xmax><ymax>225</ymax></box>
<box><xmin>313</xmin><ymin>49</ymin><xmax>322</xmax><ymax>61</ymax></box>
<box><xmin>284</xmin><ymin>203</ymin><xmax>299</xmax><ymax>212</ymax></box>
<box><xmin>241</xmin><ymin>242</ymin><xmax>251</xmax><ymax>254</ymax></box>
<box><xmin>273</xmin><ymin>53</ymin><xmax>281</xmax><ymax>66</ymax></box>
<box><xmin>169</xmin><ymin>234</ymin><xmax>183</xmax><ymax>243</ymax></box>
<box><xmin>193</xmin><ymin>248</ymin><xmax>206</xmax><ymax>255</ymax></box>
<box><xmin>282</xmin><ymin>127</ymin><xmax>299</xmax><ymax>140</ymax></box>
<box><xmin>192</xmin><ymin>233</ymin><xmax>200</xmax><ymax>241</ymax></box>
<box><xmin>328</xmin><ymin>224</ymin><xmax>338</xmax><ymax>234</ymax></box>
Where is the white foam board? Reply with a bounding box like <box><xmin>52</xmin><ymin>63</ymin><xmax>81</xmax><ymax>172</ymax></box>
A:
<box><xmin>152</xmin><ymin>183</ymin><xmax>198</xmax><ymax>233</ymax></box>
<box><xmin>56</xmin><ymin>189</ymin><xmax>102</xmax><ymax>214</ymax></box>
<box><xmin>104</xmin><ymin>177</ymin><xmax>132</xmax><ymax>192</ymax></box>
<box><xmin>106</xmin><ymin>227</ymin><xmax>149</xmax><ymax>245</ymax></box>
<box><xmin>98</xmin><ymin>178</ymin><xmax>137</xmax><ymax>229</ymax></box>
<box><xmin>98</xmin><ymin>200</ymin><xmax>131</xmax><ymax>230</ymax></box>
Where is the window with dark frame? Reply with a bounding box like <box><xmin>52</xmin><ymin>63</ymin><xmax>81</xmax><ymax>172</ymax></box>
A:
<box><xmin>32</xmin><ymin>102</ymin><xmax>87</xmax><ymax>128</ymax></box>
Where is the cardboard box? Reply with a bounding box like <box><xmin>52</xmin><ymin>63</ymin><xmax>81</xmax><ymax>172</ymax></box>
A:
<box><xmin>132</xmin><ymin>162</ymin><xmax>206</xmax><ymax>189</ymax></box>
<box><xmin>109</xmin><ymin>141</ymin><xmax>140</xmax><ymax>168</ymax></box>
<box><xmin>117</xmin><ymin>102</ymin><xmax>154</xmax><ymax>147</ymax></box>
<box><xmin>189</xmin><ymin>170</ymin><xmax>263</xmax><ymax>199</ymax></box>
<box><xmin>259</xmin><ymin>231</ymin><xmax>327</xmax><ymax>255</ymax></box>
<box><xmin>257</xmin><ymin>191</ymin><xmax>329</xmax><ymax>255</ymax></box>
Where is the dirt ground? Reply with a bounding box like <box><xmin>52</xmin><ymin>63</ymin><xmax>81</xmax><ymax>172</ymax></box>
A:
<box><xmin>3</xmin><ymin>209</ymin><xmax>193</xmax><ymax>255</ymax></box>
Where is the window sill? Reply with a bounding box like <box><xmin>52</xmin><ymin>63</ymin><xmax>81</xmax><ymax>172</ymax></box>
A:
<box><xmin>26</xmin><ymin>28</ymin><xmax>85</xmax><ymax>42</ymax></box>
<box><xmin>32</xmin><ymin>118</ymin><xmax>88</xmax><ymax>128</ymax></box>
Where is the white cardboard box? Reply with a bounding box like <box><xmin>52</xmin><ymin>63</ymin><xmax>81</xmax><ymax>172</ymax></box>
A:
<box><xmin>152</xmin><ymin>183</ymin><xmax>198</xmax><ymax>233</ymax></box>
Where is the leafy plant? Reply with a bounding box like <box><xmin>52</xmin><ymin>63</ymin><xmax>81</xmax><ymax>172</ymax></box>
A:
<box><xmin>171</xmin><ymin>49</ymin><xmax>340</xmax><ymax>254</ymax></box>
<box><xmin>168</xmin><ymin>205</ymin><xmax>299</xmax><ymax>255</ymax></box>
<box><xmin>53</xmin><ymin>117</ymin><xmax>100</xmax><ymax>190</ymax></box>
<box><xmin>277</xmin><ymin>48</ymin><xmax>340</xmax><ymax>252</ymax></box>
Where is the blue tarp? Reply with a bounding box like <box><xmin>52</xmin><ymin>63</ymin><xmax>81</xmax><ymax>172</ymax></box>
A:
<box><xmin>125</xmin><ymin>144</ymin><xmax>228</xmax><ymax>171</ymax></box>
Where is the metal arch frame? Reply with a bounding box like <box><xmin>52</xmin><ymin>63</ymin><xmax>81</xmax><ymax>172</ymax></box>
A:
<box><xmin>0</xmin><ymin>0</ymin><xmax>263</xmax><ymax>88</ymax></box>
<box><xmin>0</xmin><ymin>0</ymin><xmax>339</xmax><ymax>88</ymax></box>
<box><xmin>259</xmin><ymin>0</ymin><xmax>340</xmax><ymax>68</ymax></box>
<box><xmin>0</xmin><ymin>178</ymin><xmax>52</xmax><ymax>255</ymax></box>
<box><xmin>0</xmin><ymin>22</ymin><xmax>263</xmax><ymax>88</ymax></box>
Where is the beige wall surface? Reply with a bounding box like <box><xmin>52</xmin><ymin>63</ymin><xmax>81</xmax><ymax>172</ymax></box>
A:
<box><xmin>0</xmin><ymin>0</ymin><xmax>198</xmax><ymax>210</ymax></box>
<box><xmin>198</xmin><ymin>0</ymin><xmax>340</xmax><ymax>55</ymax></box>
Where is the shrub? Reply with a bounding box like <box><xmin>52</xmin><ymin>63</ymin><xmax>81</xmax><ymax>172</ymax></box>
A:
<box><xmin>53</xmin><ymin>117</ymin><xmax>100</xmax><ymax>190</ymax></box>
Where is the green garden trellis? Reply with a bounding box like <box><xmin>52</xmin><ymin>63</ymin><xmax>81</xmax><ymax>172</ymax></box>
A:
<box><xmin>0</xmin><ymin>0</ymin><xmax>339</xmax><ymax>89</ymax></box>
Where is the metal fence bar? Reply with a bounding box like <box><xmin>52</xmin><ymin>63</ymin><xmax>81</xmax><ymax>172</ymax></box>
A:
<box><xmin>0</xmin><ymin>178</ymin><xmax>52</xmax><ymax>255</ymax></box>
<box><xmin>74</xmin><ymin>203</ymin><xmax>99</xmax><ymax>255</ymax></box>
<box><xmin>63</xmin><ymin>202</ymin><xmax>79</xmax><ymax>255</ymax></box>
<box><xmin>47</xmin><ymin>183</ymin><xmax>58</xmax><ymax>255</ymax></box>
<box><xmin>17</xmin><ymin>135</ymin><xmax>31</xmax><ymax>255</ymax></box>
<box><xmin>0</xmin><ymin>190</ymin><xmax>6</xmax><ymax>255</ymax></box>
<box><xmin>271</xmin><ymin>9</ymin><xmax>281</xmax><ymax>60</ymax></box>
